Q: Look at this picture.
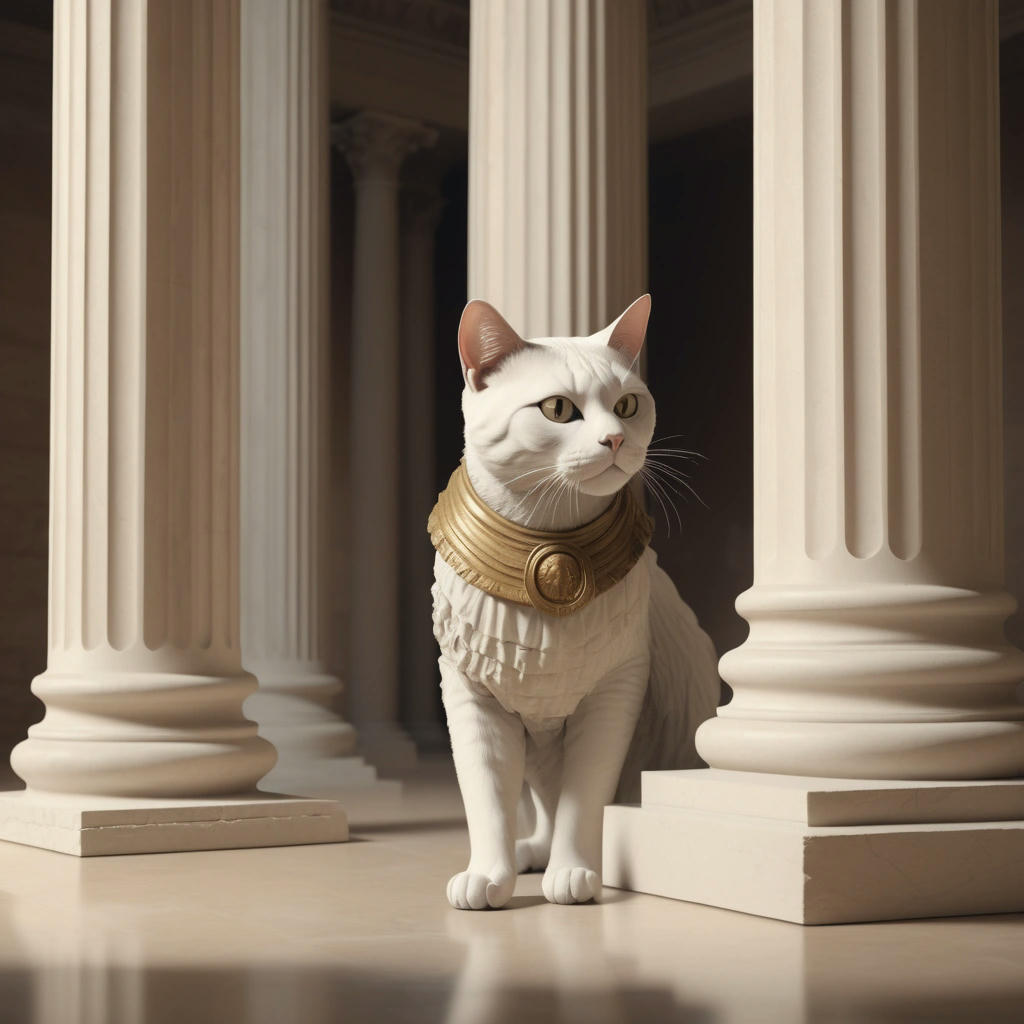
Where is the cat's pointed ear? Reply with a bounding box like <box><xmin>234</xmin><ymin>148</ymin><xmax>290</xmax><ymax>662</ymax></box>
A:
<box><xmin>458</xmin><ymin>300</ymin><xmax>526</xmax><ymax>391</ymax></box>
<box><xmin>604</xmin><ymin>294</ymin><xmax>651</xmax><ymax>365</ymax></box>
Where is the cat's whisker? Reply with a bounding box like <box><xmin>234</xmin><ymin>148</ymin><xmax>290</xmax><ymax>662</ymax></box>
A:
<box><xmin>639</xmin><ymin>467</ymin><xmax>679</xmax><ymax>536</ymax></box>
<box><xmin>521</xmin><ymin>476</ymin><xmax>556</xmax><ymax>527</ymax></box>
<box><xmin>512</xmin><ymin>475</ymin><xmax>554</xmax><ymax>513</ymax></box>
<box><xmin>650</xmin><ymin>433</ymin><xmax>704</xmax><ymax>453</ymax></box>
<box><xmin>503</xmin><ymin>463</ymin><xmax>565</xmax><ymax>488</ymax></box>
<box><xmin>647</xmin><ymin>470</ymin><xmax>685</xmax><ymax>534</ymax></box>
<box><xmin>641</xmin><ymin>462</ymin><xmax>690</xmax><ymax>516</ymax></box>
<box><xmin>645</xmin><ymin>448</ymin><xmax>706</xmax><ymax>462</ymax></box>
<box><xmin>554</xmin><ymin>481</ymin><xmax>571</xmax><ymax>526</ymax></box>
<box><xmin>647</xmin><ymin>438</ymin><xmax>707</xmax><ymax>465</ymax></box>
<box><xmin>531</xmin><ymin>473</ymin><xmax>566</xmax><ymax>528</ymax></box>
<box><xmin>645</xmin><ymin>449</ymin><xmax>704</xmax><ymax>460</ymax></box>
<box><xmin>643</xmin><ymin>462</ymin><xmax>695</xmax><ymax>488</ymax></box>
<box><xmin>546</xmin><ymin>477</ymin><xmax>573</xmax><ymax>527</ymax></box>
<box><xmin>643</xmin><ymin>461</ymin><xmax>709</xmax><ymax>511</ymax></box>
<box><xmin>509</xmin><ymin>467</ymin><xmax>562</xmax><ymax>519</ymax></box>
<box><xmin>505</xmin><ymin>466</ymin><xmax>566</xmax><ymax>518</ymax></box>
<box><xmin>644</xmin><ymin>455</ymin><xmax>700</xmax><ymax>471</ymax></box>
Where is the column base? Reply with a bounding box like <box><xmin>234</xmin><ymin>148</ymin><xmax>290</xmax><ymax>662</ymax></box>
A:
<box><xmin>603</xmin><ymin>769</ymin><xmax>1024</xmax><ymax>925</ymax></box>
<box><xmin>357</xmin><ymin>722</ymin><xmax>419</xmax><ymax>778</ymax></box>
<box><xmin>0</xmin><ymin>787</ymin><xmax>348</xmax><ymax>857</ymax></box>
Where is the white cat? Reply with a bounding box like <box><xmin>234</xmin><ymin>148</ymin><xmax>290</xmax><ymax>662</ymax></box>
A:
<box><xmin>431</xmin><ymin>294</ymin><xmax>720</xmax><ymax>910</ymax></box>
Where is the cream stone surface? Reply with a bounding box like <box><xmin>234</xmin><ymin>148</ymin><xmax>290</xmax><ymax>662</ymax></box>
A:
<box><xmin>694</xmin><ymin>0</ymin><xmax>1024</xmax><ymax>781</ymax></box>
<box><xmin>0</xmin><ymin>789</ymin><xmax>348</xmax><ymax>857</ymax></box>
<box><xmin>643</xmin><ymin>768</ymin><xmax>1024</xmax><ymax>826</ymax></box>
<box><xmin>604</xmin><ymin>769</ymin><xmax>1024</xmax><ymax>925</ymax></box>
<box><xmin>468</xmin><ymin>0</ymin><xmax>648</xmax><ymax>338</ymax></box>
<box><xmin>239</xmin><ymin>0</ymin><xmax>378</xmax><ymax>798</ymax></box>
<box><xmin>0</xmin><ymin>0</ymin><xmax>351</xmax><ymax>856</ymax></box>
<box><xmin>609</xmin><ymin>0</ymin><xmax>1024</xmax><ymax>923</ymax></box>
<box><xmin>0</xmin><ymin>764</ymin><xmax>1023</xmax><ymax>1024</ymax></box>
<box><xmin>6</xmin><ymin>0</ymin><xmax>274</xmax><ymax>802</ymax></box>
<box><xmin>332</xmin><ymin>111</ymin><xmax>436</xmax><ymax>778</ymax></box>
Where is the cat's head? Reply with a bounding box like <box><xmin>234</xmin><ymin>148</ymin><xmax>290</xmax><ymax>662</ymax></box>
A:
<box><xmin>458</xmin><ymin>295</ymin><xmax>655</xmax><ymax>502</ymax></box>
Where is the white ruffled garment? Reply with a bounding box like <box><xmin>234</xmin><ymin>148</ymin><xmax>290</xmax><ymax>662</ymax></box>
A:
<box><xmin>432</xmin><ymin>548</ymin><xmax>653</xmax><ymax>731</ymax></box>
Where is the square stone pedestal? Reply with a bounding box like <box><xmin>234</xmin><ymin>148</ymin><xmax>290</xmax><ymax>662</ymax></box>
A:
<box><xmin>603</xmin><ymin>769</ymin><xmax>1024</xmax><ymax>925</ymax></box>
<box><xmin>0</xmin><ymin>788</ymin><xmax>349</xmax><ymax>856</ymax></box>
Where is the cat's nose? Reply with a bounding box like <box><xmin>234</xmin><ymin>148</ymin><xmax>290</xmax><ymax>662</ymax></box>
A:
<box><xmin>600</xmin><ymin>433</ymin><xmax>624</xmax><ymax>453</ymax></box>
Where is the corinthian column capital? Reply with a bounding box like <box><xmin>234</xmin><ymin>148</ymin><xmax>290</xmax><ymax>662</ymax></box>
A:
<box><xmin>332</xmin><ymin>111</ymin><xmax>438</xmax><ymax>183</ymax></box>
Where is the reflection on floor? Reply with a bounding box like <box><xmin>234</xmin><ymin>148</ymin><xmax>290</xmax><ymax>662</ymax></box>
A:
<box><xmin>0</xmin><ymin>756</ymin><xmax>1023</xmax><ymax>1024</ymax></box>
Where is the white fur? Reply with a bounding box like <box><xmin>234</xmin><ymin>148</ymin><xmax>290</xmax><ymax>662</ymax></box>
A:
<box><xmin>435</xmin><ymin>298</ymin><xmax>720</xmax><ymax>909</ymax></box>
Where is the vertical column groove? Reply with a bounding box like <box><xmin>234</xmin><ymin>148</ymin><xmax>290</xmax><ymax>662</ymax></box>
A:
<box><xmin>468</xmin><ymin>0</ymin><xmax>646</xmax><ymax>339</ymax></box>
<box><xmin>12</xmin><ymin>0</ymin><xmax>276</xmax><ymax>799</ymax></box>
<box><xmin>699</xmin><ymin>0</ymin><xmax>1024</xmax><ymax>782</ymax></box>
<box><xmin>240</xmin><ymin>2</ymin><xmax>380</xmax><ymax>792</ymax></box>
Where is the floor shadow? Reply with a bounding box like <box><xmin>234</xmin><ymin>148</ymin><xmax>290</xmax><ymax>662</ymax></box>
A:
<box><xmin>350</xmin><ymin>816</ymin><xmax>466</xmax><ymax>835</ymax></box>
<box><xmin>504</xmin><ymin>894</ymin><xmax>547</xmax><ymax>910</ymax></box>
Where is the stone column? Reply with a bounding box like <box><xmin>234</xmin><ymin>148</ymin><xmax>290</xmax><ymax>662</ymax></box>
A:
<box><xmin>701</xmin><ymin>0</ymin><xmax>1024</xmax><ymax>781</ymax></box>
<box><xmin>0</xmin><ymin>0</ymin><xmax>346</xmax><ymax>855</ymax></box>
<box><xmin>239</xmin><ymin>0</ymin><xmax>376</xmax><ymax>795</ymax></box>
<box><xmin>333</xmin><ymin>111</ymin><xmax>436</xmax><ymax>776</ymax></box>
<box><xmin>604</xmin><ymin>0</ymin><xmax>1024</xmax><ymax>924</ymax></box>
<box><xmin>400</xmin><ymin>182</ymin><xmax>447</xmax><ymax>751</ymax></box>
<box><xmin>468</xmin><ymin>0</ymin><xmax>647</xmax><ymax>338</ymax></box>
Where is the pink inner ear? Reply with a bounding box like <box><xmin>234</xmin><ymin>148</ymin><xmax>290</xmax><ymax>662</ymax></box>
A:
<box><xmin>458</xmin><ymin>300</ymin><xmax>525</xmax><ymax>390</ymax></box>
<box><xmin>607</xmin><ymin>294</ymin><xmax>651</xmax><ymax>364</ymax></box>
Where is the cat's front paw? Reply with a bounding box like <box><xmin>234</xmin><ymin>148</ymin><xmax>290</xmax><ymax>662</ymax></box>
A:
<box><xmin>541</xmin><ymin>865</ymin><xmax>601</xmax><ymax>905</ymax></box>
<box><xmin>446</xmin><ymin>868</ymin><xmax>516</xmax><ymax>910</ymax></box>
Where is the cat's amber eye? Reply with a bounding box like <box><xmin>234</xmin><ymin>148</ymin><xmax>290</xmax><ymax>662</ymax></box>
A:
<box><xmin>539</xmin><ymin>396</ymin><xmax>580</xmax><ymax>423</ymax></box>
<box><xmin>614</xmin><ymin>393</ymin><xmax>639</xmax><ymax>418</ymax></box>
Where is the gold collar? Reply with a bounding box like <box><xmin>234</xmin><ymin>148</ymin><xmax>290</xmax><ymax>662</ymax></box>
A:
<box><xmin>428</xmin><ymin>461</ymin><xmax>653</xmax><ymax>617</ymax></box>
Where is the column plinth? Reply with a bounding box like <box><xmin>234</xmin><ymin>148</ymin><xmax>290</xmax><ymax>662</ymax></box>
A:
<box><xmin>0</xmin><ymin>0</ymin><xmax>347</xmax><ymax>854</ymax></box>
<box><xmin>605</xmin><ymin>0</ymin><xmax>1024</xmax><ymax>922</ymax></box>
<box><xmin>334</xmin><ymin>111</ymin><xmax>436</xmax><ymax>777</ymax></box>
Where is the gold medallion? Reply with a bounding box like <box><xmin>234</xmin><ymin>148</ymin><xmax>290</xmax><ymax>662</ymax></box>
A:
<box><xmin>428</xmin><ymin>461</ymin><xmax>652</xmax><ymax>617</ymax></box>
<box><xmin>524</xmin><ymin>542</ymin><xmax>596</xmax><ymax>615</ymax></box>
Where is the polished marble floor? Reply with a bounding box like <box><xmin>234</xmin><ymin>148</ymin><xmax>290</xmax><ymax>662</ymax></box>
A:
<box><xmin>0</xmin><ymin>759</ymin><xmax>1022</xmax><ymax>1024</ymax></box>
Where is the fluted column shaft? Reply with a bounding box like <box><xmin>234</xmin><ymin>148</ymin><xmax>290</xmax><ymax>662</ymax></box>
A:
<box><xmin>11</xmin><ymin>0</ymin><xmax>276</xmax><ymax>797</ymax></box>
<box><xmin>400</xmin><ymin>185</ymin><xmax>446</xmax><ymax>749</ymax></box>
<box><xmin>334</xmin><ymin>111</ymin><xmax>435</xmax><ymax>772</ymax></box>
<box><xmin>468</xmin><ymin>0</ymin><xmax>647</xmax><ymax>337</ymax></box>
<box><xmin>239</xmin><ymin>0</ymin><xmax>373</xmax><ymax>793</ymax></box>
<box><xmin>697</xmin><ymin>0</ymin><xmax>1024</xmax><ymax>779</ymax></box>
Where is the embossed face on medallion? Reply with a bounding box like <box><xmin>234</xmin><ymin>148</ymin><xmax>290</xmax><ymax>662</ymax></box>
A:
<box><xmin>523</xmin><ymin>542</ymin><xmax>596</xmax><ymax>614</ymax></box>
<box><xmin>534</xmin><ymin>550</ymin><xmax>584</xmax><ymax>603</ymax></box>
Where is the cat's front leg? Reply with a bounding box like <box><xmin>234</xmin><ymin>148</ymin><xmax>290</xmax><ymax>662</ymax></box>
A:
<box><xmin>543</xmin><ymin>656</ymin><xmax>649</xmax><ymax>905</ymax></box>
<box><xmin>441</xmin><ymin>659</ymin><xmax>525</xmax><ymax>910</ymax></box>
<box><xmin>517</xmin><ymin>727</ymin><xmax>562</xmax><ymax>873</ymax></box>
